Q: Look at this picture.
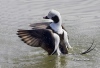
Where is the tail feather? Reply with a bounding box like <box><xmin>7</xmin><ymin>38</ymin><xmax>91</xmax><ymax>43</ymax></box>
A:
<box><xmin>81</xmin><ymin>40</ymin><xmax>96</xmax><ymax>54</ymax></box>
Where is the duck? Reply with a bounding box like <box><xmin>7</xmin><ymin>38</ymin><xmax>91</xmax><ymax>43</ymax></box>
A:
<box><xmin>17</xmin><ymin>9</ymin><xmax>72</xmax><ymax>55</ymax></box>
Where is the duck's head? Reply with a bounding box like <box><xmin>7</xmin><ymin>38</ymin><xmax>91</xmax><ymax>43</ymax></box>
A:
<box><xmin>43</xmin><ymin>9</ymin><xmax>62</xmax><ymax>24</ymax></box>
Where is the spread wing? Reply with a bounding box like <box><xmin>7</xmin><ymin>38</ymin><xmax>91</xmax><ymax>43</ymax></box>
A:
<box><xmin>30</xmin><ymin>22</ymin><xmax>51</xmax><ymax>29</ymax></box>
<box><xmin>17</xmin><ymin>29</ymin><xmax>55</xmax><ymax>55</ymax></box>
<box><xmin>30</xmin><ymin>22</ymin><xmax>66</xmax><ymax>30</ymax></box>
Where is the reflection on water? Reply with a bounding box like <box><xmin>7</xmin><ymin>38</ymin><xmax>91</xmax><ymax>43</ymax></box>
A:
<box><xmin>11</xmin><ymin>54</ymin><xmax>95</xmax><ymax>68</ymax></box>
<box><xmin>12</xmin><ymin>55</ymin><xmax>69</xmax><ymax>68</ymax></box>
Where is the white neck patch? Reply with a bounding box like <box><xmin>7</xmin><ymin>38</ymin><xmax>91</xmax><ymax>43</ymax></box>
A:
<box><xmin>50</xmin><ymin>22</ymin><xmax>63</xmax><ymax>34</ymax></box>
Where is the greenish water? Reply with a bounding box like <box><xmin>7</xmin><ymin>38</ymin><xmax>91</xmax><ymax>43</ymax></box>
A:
<box><xmin>0</xmin><ymin>0</ymin><xmax>100</xmax><ymax>68</ymax></box>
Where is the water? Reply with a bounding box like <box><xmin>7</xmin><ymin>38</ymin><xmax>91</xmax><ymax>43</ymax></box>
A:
<box><xmin>0</xmin><ymin>0</ymin><xmax>100</xmax><ymax>68</ymax></box>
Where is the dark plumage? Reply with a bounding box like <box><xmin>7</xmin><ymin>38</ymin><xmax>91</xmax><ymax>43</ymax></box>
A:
<box><xmin>17</xmin><ymin>9</ymin><xmax>70</xmax><ymax>55</ymax></box>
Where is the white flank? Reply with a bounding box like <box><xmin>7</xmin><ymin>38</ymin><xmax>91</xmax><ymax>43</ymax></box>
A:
<box><xmin>51</xmin><ymin>33</ymin><xmax>61</xmax><ymax>55</ymax></box>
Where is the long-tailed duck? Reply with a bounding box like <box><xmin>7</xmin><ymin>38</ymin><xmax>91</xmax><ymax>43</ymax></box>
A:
<box><xmin>17</xmin><ymin>9</ymin><xmax>95</xmax><ymax>55</ymax></box>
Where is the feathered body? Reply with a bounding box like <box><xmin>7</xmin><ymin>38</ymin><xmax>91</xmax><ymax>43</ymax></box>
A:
<box><xmin>17</xmin><ymin>9</ymin><xmax>72</xmax><ymax>55</ymax></box>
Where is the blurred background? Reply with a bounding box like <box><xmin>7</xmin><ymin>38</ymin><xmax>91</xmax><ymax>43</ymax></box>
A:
<box><xmin>0</xmin><ymin>0</ymin><xmax>100</xmax><ymax>68</ymax></box>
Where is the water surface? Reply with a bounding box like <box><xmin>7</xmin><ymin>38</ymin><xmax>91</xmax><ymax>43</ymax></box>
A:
<box><xmin>0</xmin><ymin>0</ymin><xmax>100</xmax><ymax>68</ymax></box>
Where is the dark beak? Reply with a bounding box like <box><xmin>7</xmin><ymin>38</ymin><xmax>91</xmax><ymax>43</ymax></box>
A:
<box><xmin>43</xmin><ymin>16</ymin><xmax>49</xmax><ymax>19</ymax></box>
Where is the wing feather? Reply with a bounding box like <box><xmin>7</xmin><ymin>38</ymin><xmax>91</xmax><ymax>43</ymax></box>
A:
<box><xmin>17</xmin><ymin>29</ymin><xmax>55</xmax><ymax>54</ymax></box>
<box><xmin>30</xmin><ymin>22</ymin><xmax>51</xmax><ymax>29</ymax></box>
